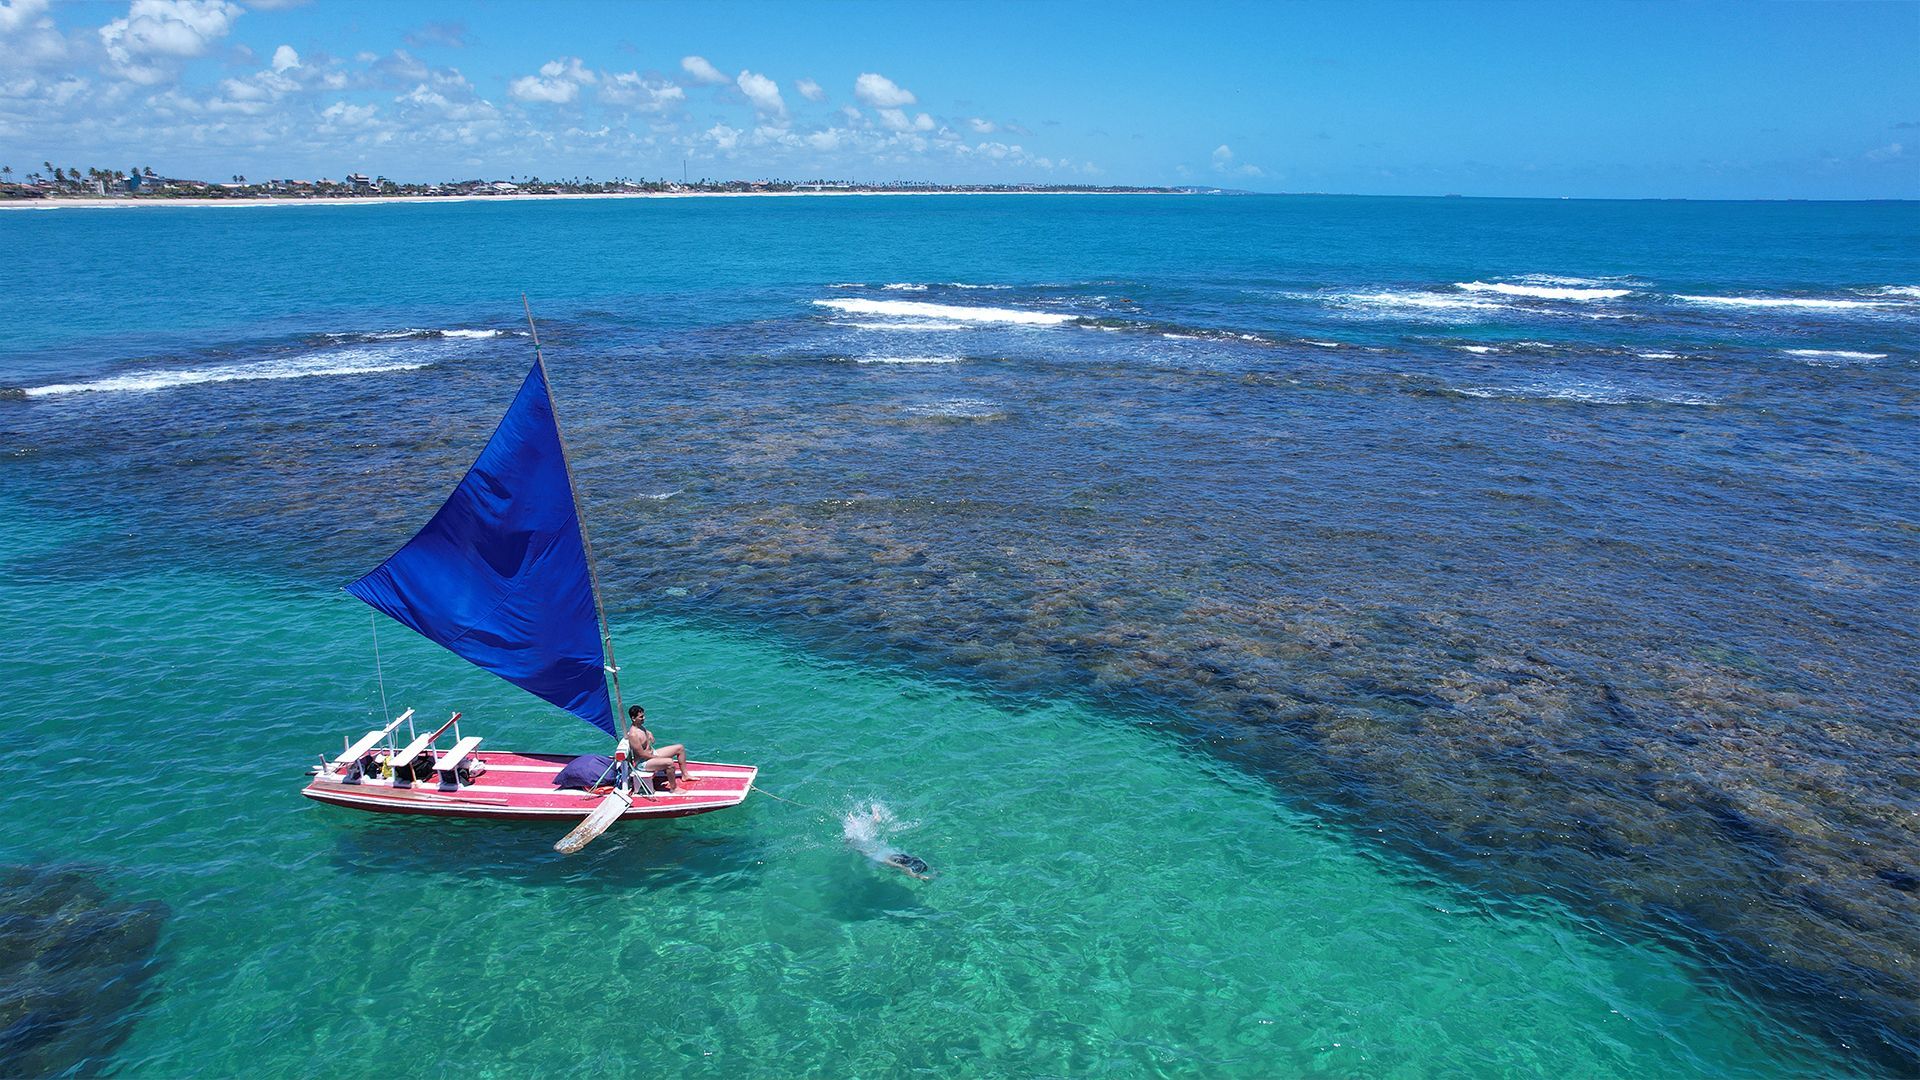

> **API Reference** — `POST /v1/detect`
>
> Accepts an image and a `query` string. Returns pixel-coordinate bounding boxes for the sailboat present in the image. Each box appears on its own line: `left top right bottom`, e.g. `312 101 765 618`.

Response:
302 302 756 852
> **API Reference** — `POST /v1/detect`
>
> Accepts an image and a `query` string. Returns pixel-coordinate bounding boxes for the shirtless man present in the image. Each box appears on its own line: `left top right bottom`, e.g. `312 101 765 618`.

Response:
625 705 688 787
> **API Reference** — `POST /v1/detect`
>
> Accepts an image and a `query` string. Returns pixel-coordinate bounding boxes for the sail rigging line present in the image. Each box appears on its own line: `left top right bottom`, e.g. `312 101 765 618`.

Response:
370 609 392 726
521 294 626 733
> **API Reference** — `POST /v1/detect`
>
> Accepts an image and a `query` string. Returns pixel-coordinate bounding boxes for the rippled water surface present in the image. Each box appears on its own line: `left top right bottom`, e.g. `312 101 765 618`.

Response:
2 195 1916 1075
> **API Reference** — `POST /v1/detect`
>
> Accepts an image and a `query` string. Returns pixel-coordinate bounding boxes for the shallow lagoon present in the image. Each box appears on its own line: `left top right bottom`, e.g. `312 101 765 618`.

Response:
2 194 1916 1072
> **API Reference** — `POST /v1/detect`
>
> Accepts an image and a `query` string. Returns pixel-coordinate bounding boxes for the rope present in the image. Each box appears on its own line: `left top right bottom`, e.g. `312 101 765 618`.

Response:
369 611 391 726
756 786 832 816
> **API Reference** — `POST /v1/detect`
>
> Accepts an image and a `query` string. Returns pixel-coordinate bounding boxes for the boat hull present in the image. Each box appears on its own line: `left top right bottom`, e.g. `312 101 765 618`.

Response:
302 749 756 821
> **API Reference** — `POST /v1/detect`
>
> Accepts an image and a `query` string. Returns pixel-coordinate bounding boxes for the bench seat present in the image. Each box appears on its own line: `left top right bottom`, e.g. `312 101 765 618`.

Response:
332 709 413 767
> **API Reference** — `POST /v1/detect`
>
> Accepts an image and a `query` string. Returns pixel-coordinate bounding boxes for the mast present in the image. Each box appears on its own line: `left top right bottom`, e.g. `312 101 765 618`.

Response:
522 294 626 733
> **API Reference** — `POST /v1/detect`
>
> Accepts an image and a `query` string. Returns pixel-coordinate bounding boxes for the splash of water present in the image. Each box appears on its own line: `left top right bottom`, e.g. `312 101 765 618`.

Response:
842 800 913 866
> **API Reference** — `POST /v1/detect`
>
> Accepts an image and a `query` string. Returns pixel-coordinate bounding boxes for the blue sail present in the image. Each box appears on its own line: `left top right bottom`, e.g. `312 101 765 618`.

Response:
346 361 616 736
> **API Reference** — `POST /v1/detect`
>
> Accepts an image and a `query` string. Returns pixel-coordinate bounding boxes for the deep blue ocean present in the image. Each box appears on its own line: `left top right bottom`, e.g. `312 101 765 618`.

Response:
2 194 1917 1076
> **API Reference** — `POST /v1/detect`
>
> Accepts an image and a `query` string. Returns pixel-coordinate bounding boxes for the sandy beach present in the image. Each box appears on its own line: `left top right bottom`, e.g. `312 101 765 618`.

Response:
0 188 1185 211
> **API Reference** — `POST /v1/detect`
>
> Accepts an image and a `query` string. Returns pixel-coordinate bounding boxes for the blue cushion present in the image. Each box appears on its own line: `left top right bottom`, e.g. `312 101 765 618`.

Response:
553 754 615 789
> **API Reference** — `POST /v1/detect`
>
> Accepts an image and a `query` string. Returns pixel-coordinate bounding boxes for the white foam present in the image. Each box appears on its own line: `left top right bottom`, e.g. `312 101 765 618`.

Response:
1330 290 1512 315
843 801 918 866
855 355 962 365
1457 281 1631 301
24 348 430 398
1784 349 1887 363
881 283 928 291
814 298 1074 326
1161 332 1201 340
1302 340 1342 348
1637 351 1682 360
840 320 967 332
905 397 1005 418
1676 294 1886 311
1454 380 1717 407
1453 345 1498 354
948 282 1012 289
328 327 512 341
1872 286 1920 300
1513 274 1623 287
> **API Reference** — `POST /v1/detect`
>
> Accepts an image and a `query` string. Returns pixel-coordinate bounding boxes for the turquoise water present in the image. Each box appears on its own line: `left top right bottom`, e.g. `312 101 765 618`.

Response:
0 552 1852 1076
3 195 1917 1074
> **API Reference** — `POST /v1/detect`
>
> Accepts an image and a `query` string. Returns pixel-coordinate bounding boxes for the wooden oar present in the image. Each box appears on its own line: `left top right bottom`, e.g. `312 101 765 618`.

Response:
554 787 630 854
553 748 631 855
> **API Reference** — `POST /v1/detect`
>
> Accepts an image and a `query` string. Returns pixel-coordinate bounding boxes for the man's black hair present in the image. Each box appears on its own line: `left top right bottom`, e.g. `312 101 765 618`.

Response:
628 704 645 721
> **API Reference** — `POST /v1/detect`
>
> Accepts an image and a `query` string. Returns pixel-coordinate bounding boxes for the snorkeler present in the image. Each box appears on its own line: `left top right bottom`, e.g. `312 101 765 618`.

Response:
884 852 932 880
846 803 932 879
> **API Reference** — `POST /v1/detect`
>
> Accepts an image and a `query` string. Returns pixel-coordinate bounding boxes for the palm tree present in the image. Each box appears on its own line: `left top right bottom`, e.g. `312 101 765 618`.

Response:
1 166 11 185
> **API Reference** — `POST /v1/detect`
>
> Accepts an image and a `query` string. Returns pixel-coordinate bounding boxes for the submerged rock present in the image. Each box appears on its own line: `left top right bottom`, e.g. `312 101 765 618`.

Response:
0 865 167 1078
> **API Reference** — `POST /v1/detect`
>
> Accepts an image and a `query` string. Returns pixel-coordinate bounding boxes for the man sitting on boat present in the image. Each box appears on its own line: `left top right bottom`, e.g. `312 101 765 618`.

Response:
627 705 689 787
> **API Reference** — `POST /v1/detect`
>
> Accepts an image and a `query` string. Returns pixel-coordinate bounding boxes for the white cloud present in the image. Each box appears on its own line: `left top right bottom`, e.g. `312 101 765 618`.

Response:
320 99 377 127
1212 143 1265 177
795 77 824 102
600 71 684 112
878 107 934 133
99 0 243 84
1866 141 1905 163
270 44 299 72
736 69 785 118
0 0 50 34
510 56 594 104
806 128 841 151
967 117 996 135
854 72 914 108
704 122 740 150
681 54 727 85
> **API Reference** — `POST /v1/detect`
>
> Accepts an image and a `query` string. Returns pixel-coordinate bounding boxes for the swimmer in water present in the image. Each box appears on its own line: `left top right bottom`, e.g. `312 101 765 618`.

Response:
846 803 932 879
885 852 932 880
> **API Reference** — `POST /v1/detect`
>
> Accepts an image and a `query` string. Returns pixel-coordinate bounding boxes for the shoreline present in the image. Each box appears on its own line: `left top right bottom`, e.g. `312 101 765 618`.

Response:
0 188 1199 212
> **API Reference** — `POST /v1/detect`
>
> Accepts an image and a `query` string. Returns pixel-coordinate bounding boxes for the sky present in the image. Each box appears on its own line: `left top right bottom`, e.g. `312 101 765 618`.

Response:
1 0 1915 199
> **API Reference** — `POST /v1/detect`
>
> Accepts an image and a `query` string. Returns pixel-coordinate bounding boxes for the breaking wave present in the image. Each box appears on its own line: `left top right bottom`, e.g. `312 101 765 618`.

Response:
18 348 434 398
324 327 516 341
855 355 964 365
1784 349 1888 364
813 298 1075 326
1456 281 1632 301
838 321 968 332
1676 294 1890 311
1451 380 1718 407
1318 290 1514 319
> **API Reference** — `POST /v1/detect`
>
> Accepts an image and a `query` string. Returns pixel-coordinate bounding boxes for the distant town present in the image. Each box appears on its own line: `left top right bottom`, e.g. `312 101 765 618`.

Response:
0 163 1217 201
